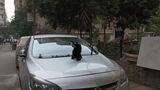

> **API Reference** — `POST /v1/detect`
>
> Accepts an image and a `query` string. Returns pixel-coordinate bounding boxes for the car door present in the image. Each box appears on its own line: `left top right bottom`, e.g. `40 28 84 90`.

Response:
18 38 31 90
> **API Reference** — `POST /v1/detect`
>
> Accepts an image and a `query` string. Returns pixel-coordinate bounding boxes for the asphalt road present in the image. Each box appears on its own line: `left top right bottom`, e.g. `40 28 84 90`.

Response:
0 44 20 90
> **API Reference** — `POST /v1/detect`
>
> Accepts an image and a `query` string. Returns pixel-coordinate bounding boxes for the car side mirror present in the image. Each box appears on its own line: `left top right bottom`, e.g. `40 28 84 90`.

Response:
19 49 26 57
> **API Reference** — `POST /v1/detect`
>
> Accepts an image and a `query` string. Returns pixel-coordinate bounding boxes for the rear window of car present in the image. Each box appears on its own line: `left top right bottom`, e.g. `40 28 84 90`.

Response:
18 37 29 47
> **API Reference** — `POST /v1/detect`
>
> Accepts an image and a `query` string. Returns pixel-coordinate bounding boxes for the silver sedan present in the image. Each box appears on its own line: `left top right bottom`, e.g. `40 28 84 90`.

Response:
17 34 129 90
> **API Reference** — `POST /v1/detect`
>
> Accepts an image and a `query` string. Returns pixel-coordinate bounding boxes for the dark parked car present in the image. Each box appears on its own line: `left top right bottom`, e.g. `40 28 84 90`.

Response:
15 36 30 69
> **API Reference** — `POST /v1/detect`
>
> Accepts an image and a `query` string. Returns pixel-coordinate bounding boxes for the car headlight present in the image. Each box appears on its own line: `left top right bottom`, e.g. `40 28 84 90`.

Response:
30 76 61 90
120 68 127 85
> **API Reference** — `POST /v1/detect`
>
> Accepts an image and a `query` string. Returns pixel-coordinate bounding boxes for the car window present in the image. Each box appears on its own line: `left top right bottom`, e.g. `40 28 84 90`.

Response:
32 37 96 58
24 37 31 56
18 37 29 47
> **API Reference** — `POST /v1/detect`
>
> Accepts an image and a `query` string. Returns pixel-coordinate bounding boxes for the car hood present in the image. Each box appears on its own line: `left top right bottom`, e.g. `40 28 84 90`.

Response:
28 54 120 80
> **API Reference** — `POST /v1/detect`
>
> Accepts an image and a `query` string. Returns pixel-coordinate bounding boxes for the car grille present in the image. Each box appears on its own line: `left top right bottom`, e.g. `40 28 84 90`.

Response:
68 81 118 90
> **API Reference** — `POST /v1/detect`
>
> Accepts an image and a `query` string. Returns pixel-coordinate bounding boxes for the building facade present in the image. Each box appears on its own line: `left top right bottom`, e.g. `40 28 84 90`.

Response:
0 0 6 26
14 0 26 11
14 0 48 35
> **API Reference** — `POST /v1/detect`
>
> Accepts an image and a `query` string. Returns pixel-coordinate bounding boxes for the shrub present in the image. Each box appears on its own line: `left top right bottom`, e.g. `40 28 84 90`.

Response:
99 42 120 60
124 44 140 54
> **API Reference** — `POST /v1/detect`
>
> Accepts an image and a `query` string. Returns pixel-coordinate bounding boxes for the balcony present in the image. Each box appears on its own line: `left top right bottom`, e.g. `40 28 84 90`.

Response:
0 10 4 14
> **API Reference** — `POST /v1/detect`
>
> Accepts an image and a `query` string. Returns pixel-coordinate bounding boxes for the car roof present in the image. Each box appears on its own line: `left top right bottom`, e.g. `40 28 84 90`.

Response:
33 34 78 38
17 36 30 46
20 36 30 39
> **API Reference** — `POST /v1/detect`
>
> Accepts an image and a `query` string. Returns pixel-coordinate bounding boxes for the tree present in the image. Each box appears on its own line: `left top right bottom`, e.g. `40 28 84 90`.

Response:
28 0 120 46
10 7 33 36
27 0 160 58
28 0 120 51
95 0 119 46
31 0 98 31
145 7 160 35
117 0 160 57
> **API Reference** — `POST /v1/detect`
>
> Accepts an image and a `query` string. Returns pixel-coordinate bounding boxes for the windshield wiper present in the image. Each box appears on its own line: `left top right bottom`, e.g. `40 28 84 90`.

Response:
51 54 71 58
38 54 43 58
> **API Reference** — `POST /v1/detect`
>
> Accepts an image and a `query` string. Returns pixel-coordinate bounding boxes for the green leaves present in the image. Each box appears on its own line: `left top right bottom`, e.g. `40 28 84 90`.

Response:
10 7 32 36
29 0 119 31
119 0 160 27
24 0 160 33
145 7 160 35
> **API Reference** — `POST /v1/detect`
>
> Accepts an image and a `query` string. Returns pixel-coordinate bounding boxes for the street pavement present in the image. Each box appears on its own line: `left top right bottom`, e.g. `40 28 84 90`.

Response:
0 44 20 90
0 44 157 90
129 81 157 90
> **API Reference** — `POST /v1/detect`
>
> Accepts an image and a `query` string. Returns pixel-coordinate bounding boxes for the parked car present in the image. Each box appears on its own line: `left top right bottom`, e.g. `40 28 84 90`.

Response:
15 36 30 69
17 34 129 90
12 39 18 50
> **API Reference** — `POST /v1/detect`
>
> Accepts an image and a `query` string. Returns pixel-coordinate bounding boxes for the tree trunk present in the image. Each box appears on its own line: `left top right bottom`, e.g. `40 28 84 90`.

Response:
80 28 82 38
136 28 139 41
67 28 71 34
118 17 126 59
32 8 36 35
119 27 125 58
90 27 93 55
103 24 107 47
120 36 123 58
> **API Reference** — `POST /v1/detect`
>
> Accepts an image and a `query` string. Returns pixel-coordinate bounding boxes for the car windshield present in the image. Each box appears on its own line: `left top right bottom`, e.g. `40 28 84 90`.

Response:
32 37 97 58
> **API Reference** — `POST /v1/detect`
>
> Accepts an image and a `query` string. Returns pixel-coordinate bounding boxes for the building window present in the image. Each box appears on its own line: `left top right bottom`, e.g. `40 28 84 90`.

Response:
0 15 3 19
20 0 22 7
0 3 4 7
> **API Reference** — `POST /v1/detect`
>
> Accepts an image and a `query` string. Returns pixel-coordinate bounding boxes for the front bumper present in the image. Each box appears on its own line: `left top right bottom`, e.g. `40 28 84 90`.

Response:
118 79 129 90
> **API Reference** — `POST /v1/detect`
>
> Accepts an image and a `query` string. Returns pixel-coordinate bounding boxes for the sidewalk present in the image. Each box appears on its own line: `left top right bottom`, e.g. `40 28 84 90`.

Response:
130 81 157 90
